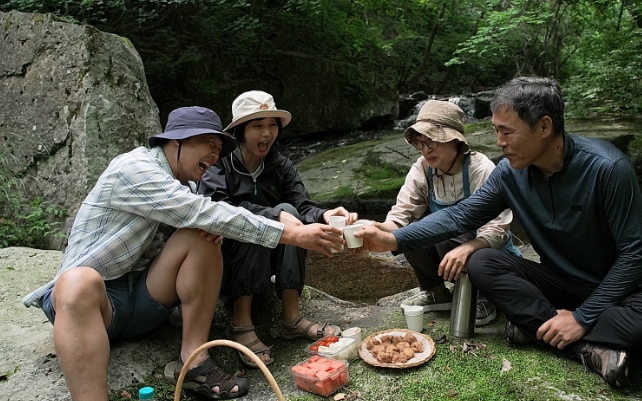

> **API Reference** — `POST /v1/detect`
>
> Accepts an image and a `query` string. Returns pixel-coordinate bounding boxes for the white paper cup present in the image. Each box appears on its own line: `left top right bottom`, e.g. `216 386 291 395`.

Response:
354 219 372 226
341 327 362 344
342 224 363 248
403 305 424 332
328 216 347 227
328 216 347 252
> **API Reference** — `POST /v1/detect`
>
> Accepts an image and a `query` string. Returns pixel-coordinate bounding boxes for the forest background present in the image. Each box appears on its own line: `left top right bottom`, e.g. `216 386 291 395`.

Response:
1 0 641 122
0 0 641 249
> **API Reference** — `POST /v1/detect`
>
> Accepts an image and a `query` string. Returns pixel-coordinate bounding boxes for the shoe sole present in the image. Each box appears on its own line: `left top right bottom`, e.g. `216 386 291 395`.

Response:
475 310 497 327
607 351 630 388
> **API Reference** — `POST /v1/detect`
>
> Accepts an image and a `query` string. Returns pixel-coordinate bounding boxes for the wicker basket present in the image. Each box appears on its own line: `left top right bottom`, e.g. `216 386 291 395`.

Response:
173 339 284 401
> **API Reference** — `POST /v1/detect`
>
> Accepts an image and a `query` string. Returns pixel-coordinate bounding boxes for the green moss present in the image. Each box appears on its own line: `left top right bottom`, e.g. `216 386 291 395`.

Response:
4 14 13 31
119 36 135 50
465 120 493 133
297 139 389 173
32 13 45 23
315 185 355 200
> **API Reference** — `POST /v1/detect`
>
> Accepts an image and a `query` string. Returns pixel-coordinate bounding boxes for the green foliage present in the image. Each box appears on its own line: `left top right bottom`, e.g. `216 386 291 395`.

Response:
1 0 641 117
564 3 642 117
0 144 66 249
0 194 67 249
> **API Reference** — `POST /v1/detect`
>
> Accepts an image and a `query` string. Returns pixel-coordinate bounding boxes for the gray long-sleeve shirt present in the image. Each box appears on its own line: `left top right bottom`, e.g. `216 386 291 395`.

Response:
394 134 642 329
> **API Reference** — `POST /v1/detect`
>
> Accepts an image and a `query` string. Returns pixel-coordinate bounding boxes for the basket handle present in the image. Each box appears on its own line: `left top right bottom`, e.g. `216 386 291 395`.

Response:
173 339 284 401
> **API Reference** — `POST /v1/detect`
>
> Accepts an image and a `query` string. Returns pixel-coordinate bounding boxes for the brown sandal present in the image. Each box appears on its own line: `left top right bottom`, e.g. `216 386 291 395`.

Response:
164 356 249 400
273 313 341 341
225 323 274 368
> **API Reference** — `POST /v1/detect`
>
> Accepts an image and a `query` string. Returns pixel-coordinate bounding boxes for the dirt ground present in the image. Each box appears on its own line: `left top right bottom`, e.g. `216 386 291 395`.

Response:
305 251 417 305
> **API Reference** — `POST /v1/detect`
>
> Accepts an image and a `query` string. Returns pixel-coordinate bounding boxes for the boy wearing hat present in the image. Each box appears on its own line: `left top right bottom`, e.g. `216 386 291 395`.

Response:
355 77 642 387
22 106 344 401
199 91 356 368
374 100 520 326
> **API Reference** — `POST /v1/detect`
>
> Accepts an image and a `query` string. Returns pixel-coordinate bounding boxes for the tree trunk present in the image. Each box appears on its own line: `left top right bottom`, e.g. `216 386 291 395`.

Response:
406 2 446 89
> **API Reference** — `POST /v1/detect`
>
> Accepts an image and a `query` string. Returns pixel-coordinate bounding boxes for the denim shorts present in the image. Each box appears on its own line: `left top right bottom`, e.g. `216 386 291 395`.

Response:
39 269 174 340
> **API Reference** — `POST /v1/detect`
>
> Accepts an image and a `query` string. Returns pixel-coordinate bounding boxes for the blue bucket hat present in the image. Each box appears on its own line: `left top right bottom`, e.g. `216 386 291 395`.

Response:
148 106 237 158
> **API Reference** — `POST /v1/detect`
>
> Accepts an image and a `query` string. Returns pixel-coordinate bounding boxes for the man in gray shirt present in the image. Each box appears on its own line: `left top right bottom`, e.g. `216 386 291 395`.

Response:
356 77 642 388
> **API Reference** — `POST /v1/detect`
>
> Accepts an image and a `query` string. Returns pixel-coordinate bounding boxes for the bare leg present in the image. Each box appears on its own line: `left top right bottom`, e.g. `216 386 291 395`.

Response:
146 228 238 395
281 289 336 336
230 295 272 363
51 267 113 401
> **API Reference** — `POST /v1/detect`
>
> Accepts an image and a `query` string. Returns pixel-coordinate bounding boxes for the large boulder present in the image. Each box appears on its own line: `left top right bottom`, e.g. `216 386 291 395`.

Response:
0 11 161 247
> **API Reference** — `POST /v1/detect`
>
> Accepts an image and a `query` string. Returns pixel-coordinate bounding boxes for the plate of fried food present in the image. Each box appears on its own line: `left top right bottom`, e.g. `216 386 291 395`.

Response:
359 329 436 369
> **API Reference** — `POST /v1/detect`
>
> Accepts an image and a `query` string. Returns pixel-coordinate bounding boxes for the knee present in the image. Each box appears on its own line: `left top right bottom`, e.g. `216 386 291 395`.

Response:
52 267 106 312
467 249 492 276
275 203 300 219
173 228 222 254
467 249 499 289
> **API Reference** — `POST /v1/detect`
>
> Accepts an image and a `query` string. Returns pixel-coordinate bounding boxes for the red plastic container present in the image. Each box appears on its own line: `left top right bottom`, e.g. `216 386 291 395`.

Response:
291 355 349 396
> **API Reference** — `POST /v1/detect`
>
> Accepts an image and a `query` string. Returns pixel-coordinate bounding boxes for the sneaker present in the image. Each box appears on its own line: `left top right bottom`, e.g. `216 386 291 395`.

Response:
401 290 452 312
505 321 533 345
475 297 497 326
579 344 630 387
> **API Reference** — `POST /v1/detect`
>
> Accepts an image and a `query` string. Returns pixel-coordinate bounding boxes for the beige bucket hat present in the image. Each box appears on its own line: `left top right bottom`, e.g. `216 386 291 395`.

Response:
224 91 292 132
404 100 469 153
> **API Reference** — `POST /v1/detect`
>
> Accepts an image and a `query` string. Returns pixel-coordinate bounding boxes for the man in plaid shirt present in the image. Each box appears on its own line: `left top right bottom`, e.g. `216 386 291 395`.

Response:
23 106 344 401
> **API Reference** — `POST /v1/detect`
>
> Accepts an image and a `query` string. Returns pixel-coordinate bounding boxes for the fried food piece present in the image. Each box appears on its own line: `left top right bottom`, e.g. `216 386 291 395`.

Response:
396 341 411 350
403 333 418 344
392 336 403 344
380 335 395 343
376 352 393 363
402 347 415 359
392 352 409 364
365 338 381 350
411 341 424 353
371 344 386 356
385 345 397 354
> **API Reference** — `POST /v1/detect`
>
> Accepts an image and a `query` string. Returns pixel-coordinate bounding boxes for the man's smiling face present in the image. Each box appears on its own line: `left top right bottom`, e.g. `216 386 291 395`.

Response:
177 134 223 181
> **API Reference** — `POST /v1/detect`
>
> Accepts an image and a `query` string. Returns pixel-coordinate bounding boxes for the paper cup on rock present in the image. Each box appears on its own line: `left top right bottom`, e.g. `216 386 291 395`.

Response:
404 305 424 332
341 327 362 344
328 216 347 252
342 224 363 248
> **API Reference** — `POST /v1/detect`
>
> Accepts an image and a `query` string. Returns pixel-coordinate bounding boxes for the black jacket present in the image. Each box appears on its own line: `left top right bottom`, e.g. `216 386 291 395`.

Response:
198 147 327 224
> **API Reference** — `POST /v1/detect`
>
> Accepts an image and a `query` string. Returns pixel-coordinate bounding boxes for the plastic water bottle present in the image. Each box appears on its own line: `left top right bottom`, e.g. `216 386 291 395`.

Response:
139 386 155 400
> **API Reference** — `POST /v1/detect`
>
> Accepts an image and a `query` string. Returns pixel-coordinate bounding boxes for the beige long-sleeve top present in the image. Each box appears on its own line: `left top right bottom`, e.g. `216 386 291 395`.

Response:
385 152 513 250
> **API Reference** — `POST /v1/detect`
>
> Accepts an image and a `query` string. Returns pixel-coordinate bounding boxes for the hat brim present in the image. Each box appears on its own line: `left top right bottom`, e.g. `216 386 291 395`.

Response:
404 121 470 154
148 128 237 158
224 110 292 132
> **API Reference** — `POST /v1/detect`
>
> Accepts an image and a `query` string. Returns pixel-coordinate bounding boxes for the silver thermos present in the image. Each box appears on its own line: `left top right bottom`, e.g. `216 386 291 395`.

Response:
449 271 477 338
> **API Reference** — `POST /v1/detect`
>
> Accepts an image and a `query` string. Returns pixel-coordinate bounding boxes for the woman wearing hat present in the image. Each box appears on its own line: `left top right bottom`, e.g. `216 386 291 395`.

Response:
375 100 521 326
199 91 356 368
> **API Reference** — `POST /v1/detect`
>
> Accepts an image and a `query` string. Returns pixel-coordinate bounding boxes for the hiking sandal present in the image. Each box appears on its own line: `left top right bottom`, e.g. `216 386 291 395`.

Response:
225 323 274 369
164 356 249 400
273 313 341 340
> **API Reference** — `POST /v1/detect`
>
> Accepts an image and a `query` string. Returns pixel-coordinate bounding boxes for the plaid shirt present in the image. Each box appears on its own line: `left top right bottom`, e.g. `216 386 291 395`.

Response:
23 146 284 307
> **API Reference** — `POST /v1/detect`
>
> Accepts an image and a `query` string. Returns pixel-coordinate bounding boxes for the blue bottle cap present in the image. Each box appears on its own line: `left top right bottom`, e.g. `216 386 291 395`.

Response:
139 386 155 400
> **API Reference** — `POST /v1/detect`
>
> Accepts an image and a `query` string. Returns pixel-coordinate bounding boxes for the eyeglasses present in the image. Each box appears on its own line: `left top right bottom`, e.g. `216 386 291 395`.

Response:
407 138 438 151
